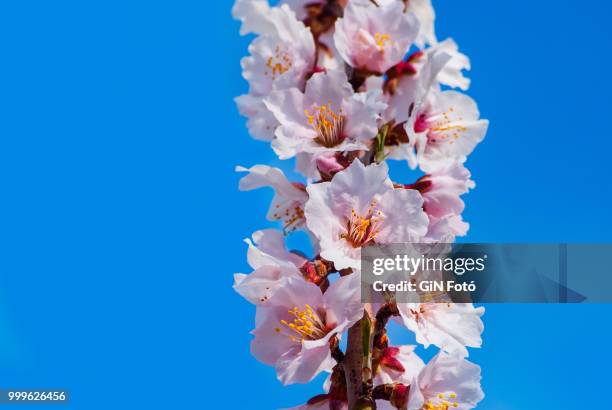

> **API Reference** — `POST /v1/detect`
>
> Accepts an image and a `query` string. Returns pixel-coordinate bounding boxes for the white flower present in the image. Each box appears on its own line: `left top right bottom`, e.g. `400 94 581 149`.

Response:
378 48 484 169
383 50 451 126
240 6 315 96
404 161 475 242
397 303 484 357
405 86 488 170
406 352 484 410
334 0 420 74
381 39 471 127
305 160 428 270
234 229 307 305
251 273 363 384
280 1 344 70
265 70 386 159
406 0 437 48
234 2 316 141
233 0 312 38
232 0 276 36
418 38 471 90
237 165 309 232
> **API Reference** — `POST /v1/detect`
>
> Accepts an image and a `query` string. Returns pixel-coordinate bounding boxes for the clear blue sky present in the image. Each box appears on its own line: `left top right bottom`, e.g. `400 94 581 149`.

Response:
0 0 610 408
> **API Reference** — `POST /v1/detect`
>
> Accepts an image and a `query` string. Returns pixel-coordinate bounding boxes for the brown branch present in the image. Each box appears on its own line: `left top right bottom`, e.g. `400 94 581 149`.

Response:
344 311 376 409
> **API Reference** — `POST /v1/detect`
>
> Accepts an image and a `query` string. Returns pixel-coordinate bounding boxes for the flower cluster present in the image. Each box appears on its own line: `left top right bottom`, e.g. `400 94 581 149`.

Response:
233 0 488 408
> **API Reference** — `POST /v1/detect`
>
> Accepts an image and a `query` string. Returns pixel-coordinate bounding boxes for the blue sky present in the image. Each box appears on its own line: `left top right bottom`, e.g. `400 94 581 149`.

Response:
0 0 611 408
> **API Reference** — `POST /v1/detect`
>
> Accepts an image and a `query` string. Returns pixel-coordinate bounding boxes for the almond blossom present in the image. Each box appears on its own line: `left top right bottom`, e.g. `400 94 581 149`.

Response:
232 0 277 36
334 0 420 74
382 50 451 126
376 0 437 49
405 87 489 171
235 93 280 141
402 161 475 241
396 303 485 357
405 0 437 48
406 352 484 410
421 38 472 91
234 229 306 305
236 164 309 232
251 273 363 384
233 0 489 407
305 160 428 270
234 2 316 141
265 70 386 159
280 0 345 72
239 7 315 96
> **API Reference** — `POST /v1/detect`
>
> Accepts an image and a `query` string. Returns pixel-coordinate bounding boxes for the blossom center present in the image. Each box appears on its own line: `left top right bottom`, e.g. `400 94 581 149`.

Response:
276 304 328 342
423 392 459 409
305 103 346 148
341 202 384 247
374 32 391 51
272 201 305 233
425 107 467 145
265 45 293 80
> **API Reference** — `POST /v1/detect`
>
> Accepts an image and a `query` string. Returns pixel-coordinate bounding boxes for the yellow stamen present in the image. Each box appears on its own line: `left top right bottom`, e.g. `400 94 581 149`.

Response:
340 202 384 247
374 32 391 50
265 45 293 79
276 305 328 342
305 102 345 148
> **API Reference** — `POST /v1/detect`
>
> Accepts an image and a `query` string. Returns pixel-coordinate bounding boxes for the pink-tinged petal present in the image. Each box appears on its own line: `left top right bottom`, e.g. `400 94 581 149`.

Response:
235 94 278 141
232 0 275 36
446 214 469 237
233 265 300 306
375 400 398 410
377 188 429 243
315 153 348 180
323 273 364 329
276 343 336 385
426 38 471 90
265 88 311 131
250 277 328 374
235 3 315 93
405 376 425 410
397 303 484 357
307 161 428 270
343 89 387 142
415 352 484 410
419 90 488 167
406 0 437 48
415 161 474 218
304 71 354 109
236 165 308 232
295 152 321 180
334 1 420 73
269 276 325 310
245 229 305 269
387 50 451 125
304 181 345 246
327 161 393 215
251 305 299 365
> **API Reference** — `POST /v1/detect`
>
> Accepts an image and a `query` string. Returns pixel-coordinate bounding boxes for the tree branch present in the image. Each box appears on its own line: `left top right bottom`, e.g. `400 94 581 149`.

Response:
344 311 375 409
